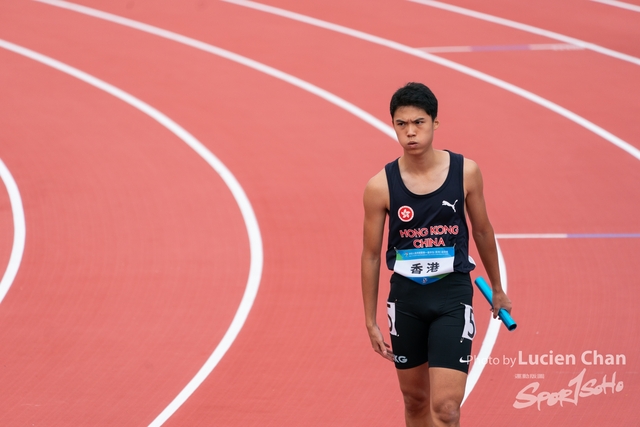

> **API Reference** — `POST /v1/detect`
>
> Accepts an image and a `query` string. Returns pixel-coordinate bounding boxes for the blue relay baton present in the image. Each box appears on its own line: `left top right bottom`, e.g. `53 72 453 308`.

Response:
474 276 517 331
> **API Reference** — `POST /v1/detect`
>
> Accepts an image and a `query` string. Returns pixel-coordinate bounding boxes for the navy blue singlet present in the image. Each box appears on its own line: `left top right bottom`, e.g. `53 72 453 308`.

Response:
385 151 475 283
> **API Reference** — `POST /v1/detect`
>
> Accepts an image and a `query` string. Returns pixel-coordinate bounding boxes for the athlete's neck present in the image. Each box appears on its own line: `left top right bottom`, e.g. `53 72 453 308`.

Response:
399 148 444 175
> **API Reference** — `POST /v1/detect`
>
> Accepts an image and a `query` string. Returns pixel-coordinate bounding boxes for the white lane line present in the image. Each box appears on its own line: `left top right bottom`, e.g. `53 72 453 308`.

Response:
462 238 507 405
591 0 640 12
496 233 568 239
33 0 396 141
221 0 640 162
0 158 26 305
496 233 640 239
0 38 263 427
420 43 584 53
409 0 640 66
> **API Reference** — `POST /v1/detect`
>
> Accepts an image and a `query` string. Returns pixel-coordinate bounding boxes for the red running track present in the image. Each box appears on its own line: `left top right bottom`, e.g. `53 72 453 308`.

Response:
0 0 639 425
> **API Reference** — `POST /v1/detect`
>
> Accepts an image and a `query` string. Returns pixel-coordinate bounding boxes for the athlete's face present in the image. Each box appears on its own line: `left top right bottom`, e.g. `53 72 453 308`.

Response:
392 106 439 154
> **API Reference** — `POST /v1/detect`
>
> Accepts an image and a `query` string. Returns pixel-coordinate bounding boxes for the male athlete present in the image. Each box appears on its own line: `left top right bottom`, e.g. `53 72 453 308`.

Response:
361 82 512 427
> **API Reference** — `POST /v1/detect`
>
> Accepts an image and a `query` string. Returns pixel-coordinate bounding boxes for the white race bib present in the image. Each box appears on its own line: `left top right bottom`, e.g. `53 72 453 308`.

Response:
394 247 455 284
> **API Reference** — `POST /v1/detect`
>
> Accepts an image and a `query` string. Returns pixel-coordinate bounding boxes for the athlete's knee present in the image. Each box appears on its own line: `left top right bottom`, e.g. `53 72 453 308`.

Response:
401 388 430 418
431 398 460 426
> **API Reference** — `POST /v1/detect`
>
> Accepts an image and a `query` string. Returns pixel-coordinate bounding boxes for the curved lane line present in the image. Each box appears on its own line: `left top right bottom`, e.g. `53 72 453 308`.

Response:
32 0 396 140
29 0 511 412
592 0 640 13
0 158 26 305
409 0 640 66
462 239 506 404
0 39 263 427
222 0 640 160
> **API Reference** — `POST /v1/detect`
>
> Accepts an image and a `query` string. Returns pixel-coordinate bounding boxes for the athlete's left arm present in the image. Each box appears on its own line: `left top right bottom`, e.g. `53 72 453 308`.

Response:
464 158 512 318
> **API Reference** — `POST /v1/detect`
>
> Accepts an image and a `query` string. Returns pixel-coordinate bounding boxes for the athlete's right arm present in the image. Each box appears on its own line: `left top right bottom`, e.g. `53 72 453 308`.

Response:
361 170 393 362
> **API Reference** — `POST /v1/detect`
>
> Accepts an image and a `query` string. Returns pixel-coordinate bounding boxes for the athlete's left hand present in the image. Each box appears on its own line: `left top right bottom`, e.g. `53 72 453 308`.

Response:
491 290 512 319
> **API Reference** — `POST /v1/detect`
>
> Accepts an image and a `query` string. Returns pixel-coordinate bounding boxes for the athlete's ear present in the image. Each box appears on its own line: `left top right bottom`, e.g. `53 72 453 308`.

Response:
433 118 440 129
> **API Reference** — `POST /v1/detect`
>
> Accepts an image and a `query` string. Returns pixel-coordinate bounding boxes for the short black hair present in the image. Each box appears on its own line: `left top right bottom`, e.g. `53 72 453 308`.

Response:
389 82 438 120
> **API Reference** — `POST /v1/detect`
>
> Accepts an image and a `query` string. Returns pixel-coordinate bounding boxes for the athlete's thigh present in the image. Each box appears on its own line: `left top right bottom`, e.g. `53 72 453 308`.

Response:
429 367 467 409
396 362 431 401
427 280 475 373
388 275 432 369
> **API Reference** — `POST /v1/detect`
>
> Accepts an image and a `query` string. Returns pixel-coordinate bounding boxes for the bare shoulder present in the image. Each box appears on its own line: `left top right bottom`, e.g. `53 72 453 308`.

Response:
363 168 389 210
463 157 483 194
463 157 481 176
365 168 388 191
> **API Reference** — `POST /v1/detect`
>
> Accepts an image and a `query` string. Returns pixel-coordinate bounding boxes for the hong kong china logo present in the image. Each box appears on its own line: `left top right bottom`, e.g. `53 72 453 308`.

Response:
398 206 414 222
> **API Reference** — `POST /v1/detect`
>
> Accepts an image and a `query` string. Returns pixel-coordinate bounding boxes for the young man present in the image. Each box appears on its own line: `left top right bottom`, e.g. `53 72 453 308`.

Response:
361 82 512 427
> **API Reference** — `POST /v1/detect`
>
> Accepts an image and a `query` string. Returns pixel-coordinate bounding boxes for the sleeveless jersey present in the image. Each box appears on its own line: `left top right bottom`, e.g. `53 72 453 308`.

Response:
385 151 475 284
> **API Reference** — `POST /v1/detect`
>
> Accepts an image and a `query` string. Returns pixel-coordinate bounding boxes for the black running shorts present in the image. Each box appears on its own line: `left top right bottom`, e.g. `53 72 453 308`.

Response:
387 272 476 373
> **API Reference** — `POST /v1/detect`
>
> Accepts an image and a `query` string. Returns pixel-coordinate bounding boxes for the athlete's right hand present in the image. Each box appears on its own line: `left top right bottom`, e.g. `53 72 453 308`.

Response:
367 324 394 362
